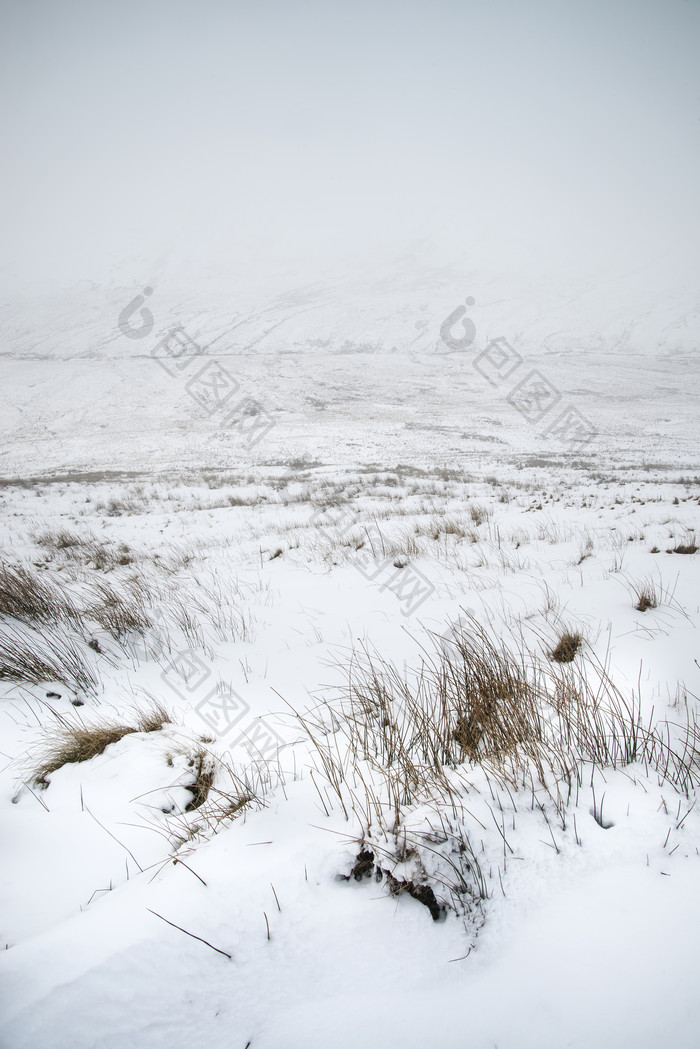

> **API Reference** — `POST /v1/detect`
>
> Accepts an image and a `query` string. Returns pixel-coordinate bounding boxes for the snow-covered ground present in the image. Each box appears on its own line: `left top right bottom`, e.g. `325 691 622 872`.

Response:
1 454 699 1048
1 174 699 1049
2 1 700 1044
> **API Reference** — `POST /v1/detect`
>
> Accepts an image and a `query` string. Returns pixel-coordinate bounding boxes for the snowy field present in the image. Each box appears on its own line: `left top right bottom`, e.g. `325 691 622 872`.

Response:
1 381 699 1047
2 0 700 1045
1 234 699 1049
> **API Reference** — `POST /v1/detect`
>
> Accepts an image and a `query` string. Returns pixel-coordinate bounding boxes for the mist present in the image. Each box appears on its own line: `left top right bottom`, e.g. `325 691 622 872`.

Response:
1 0 699 297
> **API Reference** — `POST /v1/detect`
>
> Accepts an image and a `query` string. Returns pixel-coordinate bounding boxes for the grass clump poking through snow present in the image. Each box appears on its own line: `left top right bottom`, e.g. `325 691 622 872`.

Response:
33 528 135 572
0 561 80 627
550 631 583 663
32 703 173 785
184 749 216 812
0 623 98 695
34 721 138 784
669 539 697 555
166 752 266 851
135 700 172 734
88 579 153 639
632 580 658 612
444 628 544 764
292 616 700 925
468 502 490 526
0 561 160 690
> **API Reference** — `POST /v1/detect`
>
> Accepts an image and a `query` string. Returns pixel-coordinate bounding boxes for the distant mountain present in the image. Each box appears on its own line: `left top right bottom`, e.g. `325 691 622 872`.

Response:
2 249 698 365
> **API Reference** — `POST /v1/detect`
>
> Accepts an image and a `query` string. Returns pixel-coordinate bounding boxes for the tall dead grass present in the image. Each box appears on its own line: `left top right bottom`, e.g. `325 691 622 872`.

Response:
290 617 699 921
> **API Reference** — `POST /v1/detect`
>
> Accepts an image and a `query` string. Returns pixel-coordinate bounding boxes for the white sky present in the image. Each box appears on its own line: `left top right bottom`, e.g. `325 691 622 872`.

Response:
1 0 699 288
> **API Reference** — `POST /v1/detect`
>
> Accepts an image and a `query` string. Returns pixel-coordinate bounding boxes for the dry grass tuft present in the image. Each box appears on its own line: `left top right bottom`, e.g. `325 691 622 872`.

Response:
468 502 490 526
89 579 152 638
184 749 216 811
290 615 700 922
551 631 583 663
33 529 135 571
634 584 658 612
0 623 99 694
0 562 79 627
443 629 540 763
35 722 138 784
135 701 173 733
32 701 173 784
166 752 265 851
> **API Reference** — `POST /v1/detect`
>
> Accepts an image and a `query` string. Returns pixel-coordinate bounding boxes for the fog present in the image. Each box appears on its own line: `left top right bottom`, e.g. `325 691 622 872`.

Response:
2 0 699 293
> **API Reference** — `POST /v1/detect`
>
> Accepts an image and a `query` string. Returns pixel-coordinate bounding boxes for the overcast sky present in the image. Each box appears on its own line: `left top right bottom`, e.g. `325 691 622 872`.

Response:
1 0 699 289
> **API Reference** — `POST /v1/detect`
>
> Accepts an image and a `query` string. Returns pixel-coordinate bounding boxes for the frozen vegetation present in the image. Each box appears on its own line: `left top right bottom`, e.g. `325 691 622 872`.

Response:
1 458 699 1047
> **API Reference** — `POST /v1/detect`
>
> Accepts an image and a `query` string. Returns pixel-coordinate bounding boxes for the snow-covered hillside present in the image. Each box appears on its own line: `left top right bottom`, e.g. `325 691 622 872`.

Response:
2 251 699 481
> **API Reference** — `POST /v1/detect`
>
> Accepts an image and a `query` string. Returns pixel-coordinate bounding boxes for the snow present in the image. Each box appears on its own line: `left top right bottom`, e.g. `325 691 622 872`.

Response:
2 2 700 1044
1 465 699 1047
